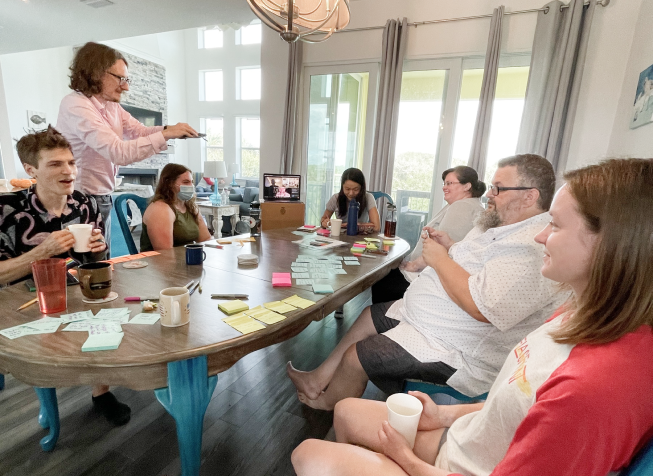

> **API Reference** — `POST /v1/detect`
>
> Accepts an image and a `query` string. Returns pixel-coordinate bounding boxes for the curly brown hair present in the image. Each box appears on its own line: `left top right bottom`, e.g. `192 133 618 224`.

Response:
151 163 199 220
69 42 128 97
16 126 72 168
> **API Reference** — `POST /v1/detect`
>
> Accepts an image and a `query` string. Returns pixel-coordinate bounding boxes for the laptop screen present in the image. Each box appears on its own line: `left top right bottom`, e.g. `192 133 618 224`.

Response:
262 174 301 202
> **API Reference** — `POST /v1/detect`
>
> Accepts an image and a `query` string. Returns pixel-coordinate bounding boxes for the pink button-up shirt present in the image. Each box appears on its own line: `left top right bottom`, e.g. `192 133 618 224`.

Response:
56 91 167 195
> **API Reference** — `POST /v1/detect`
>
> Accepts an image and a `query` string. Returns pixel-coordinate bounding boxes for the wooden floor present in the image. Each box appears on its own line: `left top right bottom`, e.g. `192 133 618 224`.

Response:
0 289 387 476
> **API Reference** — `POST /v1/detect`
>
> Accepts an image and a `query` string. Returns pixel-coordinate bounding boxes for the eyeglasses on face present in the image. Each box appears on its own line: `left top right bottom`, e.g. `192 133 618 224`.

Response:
489 185 538 195
106 71 131 86
443 181 461 187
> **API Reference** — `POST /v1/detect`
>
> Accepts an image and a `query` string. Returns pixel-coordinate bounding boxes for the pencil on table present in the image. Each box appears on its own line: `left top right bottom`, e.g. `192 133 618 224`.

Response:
17 297 38 311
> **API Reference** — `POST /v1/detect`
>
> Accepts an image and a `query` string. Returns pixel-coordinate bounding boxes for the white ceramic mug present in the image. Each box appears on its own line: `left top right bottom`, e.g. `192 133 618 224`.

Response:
328 218 343 237
159 287 191 327
67 224 93 253
386 393 423 448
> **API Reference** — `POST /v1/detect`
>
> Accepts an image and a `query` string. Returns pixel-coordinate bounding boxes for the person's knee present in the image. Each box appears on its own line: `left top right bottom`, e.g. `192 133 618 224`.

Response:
334 398 359 441
292 439 326 475
342 344 364 372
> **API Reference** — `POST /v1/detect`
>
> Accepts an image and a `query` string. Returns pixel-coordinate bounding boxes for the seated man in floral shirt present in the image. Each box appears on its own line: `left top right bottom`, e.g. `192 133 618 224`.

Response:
0 126 130 426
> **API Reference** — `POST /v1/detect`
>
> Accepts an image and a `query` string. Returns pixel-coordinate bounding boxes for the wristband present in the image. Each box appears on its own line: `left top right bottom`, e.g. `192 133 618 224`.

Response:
164 125 168 130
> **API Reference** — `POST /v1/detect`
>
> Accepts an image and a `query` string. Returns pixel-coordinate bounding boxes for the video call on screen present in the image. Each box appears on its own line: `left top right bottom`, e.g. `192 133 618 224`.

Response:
263 175 300 201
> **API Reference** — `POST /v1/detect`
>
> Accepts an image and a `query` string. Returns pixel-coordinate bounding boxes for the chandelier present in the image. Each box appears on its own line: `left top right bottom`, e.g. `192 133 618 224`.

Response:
247 0 351 43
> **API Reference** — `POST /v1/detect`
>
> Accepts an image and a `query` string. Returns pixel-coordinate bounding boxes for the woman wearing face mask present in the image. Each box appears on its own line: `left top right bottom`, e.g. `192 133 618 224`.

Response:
320 168 381 232
140 163 211 251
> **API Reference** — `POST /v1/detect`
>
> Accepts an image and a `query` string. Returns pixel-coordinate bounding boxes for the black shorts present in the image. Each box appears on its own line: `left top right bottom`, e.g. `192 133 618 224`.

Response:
356 301 456 394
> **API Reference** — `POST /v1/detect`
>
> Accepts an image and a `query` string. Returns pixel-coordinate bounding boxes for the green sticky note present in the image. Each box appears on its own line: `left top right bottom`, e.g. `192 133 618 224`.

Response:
219 300 250 315
312 284 334 294
81 333 124 352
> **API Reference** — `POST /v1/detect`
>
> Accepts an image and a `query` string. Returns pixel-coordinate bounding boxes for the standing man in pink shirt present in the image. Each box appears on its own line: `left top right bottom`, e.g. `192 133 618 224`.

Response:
57 42 198 256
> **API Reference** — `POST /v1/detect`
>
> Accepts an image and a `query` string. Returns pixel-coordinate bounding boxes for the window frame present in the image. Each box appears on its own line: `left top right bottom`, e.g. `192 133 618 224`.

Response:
199 70 224 102
236 66 262 101
197 27 224 49
237 116 261 180
236 20 262 45
200 117 225 164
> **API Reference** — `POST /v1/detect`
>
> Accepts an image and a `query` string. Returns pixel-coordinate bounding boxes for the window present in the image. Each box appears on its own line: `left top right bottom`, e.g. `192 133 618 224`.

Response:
237 21 262 45
239 117 260 178
451 66 530 183
198 27 223 49
201 118 224 162
238 67 261 100
200 70 223 101
305 72 370 226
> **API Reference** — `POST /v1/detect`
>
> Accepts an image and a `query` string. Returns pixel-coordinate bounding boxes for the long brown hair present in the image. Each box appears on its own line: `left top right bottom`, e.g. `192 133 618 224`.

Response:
337 168 367 219
151 163 199 220
551 158 653 345
69 42 127 97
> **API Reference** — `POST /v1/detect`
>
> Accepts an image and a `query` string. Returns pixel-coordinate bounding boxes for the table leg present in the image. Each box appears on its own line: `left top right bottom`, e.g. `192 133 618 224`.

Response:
230 213 238 236
154 356 218 476
0 374 4 390
217 210 224 239
33 387 60 452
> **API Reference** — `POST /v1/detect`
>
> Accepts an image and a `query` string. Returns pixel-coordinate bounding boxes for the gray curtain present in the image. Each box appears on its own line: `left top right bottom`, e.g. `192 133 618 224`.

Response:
280 41 303 174
467 6 504 182
369 18 408 197
517 0 596 173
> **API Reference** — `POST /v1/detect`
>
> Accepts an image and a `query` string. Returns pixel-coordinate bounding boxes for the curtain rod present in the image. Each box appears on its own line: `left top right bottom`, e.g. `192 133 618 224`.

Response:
336 0 610 34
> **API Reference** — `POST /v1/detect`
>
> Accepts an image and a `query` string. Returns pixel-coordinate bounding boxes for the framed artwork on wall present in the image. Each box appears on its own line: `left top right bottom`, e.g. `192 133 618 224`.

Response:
630 63 653 129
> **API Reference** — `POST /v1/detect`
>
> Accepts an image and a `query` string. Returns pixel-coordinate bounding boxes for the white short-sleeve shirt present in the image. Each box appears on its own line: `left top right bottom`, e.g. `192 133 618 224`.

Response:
384 213 569 396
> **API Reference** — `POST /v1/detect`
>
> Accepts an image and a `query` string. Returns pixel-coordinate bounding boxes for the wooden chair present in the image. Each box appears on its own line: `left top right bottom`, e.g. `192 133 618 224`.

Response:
114 194 149 255
403 379 488 403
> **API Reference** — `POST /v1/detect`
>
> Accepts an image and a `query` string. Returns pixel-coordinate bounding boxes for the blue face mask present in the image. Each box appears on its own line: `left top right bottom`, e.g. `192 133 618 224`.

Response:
178 185 195 202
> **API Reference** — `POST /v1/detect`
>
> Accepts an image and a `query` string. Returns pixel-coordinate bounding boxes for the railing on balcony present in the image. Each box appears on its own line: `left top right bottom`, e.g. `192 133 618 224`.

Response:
394 189 431 251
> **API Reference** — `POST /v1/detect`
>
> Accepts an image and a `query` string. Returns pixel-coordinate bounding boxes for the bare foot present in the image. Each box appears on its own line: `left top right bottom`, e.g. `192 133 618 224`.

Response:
297 391 334 411
286 362 324 400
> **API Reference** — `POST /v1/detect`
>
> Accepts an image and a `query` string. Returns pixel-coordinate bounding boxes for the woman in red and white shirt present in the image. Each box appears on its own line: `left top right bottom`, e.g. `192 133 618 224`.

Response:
292 158 653 476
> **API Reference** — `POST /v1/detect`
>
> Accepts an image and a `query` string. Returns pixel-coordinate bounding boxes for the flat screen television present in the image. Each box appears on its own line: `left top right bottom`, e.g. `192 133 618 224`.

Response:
121 105 163 127
263 174 301 202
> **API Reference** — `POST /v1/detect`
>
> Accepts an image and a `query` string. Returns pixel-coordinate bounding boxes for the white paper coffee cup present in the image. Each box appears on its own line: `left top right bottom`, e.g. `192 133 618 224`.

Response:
68 224 93 253
386 393 423 448
329 218 342 237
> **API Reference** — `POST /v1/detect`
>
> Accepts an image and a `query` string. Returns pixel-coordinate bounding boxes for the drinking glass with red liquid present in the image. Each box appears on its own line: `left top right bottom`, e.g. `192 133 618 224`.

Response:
32 258 67 314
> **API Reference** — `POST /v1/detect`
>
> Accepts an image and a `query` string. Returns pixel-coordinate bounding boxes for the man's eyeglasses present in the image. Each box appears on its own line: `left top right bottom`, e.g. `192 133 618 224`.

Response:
489 185 538 195
107 72 131 86
443 181 461 187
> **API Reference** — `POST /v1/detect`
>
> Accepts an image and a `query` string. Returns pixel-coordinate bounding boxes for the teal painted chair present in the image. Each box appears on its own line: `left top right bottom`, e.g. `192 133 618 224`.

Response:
622 435 653 476
114 194 148 255
403 379 488 403
370 191 394 205
0 374 4 390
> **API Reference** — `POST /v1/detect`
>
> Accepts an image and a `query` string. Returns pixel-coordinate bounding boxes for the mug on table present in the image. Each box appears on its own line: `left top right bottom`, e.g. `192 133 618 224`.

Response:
185 244 206 265
77 262 112 300
159 287 191 327
327 218 343 237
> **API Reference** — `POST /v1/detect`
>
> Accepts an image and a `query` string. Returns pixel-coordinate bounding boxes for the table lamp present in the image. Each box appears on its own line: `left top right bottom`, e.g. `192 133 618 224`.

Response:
228 163 240 188
204 160 228 205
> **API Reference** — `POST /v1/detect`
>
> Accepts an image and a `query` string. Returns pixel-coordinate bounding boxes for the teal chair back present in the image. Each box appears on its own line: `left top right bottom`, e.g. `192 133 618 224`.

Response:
370 191 394 205
0 373 4 390
114 194 149 255
403 379 488 403
622 436 653 476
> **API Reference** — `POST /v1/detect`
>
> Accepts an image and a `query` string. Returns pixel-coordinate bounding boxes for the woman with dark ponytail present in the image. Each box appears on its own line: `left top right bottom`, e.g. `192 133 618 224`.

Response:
320 168 381 232
372 165 485 303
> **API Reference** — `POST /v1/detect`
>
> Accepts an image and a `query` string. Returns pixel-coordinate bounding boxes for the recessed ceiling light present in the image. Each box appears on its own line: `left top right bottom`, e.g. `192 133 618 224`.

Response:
80 0 114 8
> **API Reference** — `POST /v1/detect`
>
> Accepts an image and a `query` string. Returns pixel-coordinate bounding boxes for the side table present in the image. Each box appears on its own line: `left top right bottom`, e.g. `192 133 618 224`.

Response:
197 203 240 238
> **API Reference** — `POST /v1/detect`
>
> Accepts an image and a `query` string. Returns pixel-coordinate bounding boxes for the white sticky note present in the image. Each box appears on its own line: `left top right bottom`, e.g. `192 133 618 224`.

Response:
128 313 161 325
82 333 124 352
60 310 94 323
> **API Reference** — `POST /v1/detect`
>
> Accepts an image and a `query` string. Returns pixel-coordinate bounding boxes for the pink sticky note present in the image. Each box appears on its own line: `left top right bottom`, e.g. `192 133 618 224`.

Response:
316 228 331 236
272 272 292 287
352 243 367 249
303 225 317 229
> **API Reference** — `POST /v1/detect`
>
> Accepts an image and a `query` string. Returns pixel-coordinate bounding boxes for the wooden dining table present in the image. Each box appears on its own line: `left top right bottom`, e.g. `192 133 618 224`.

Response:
0 229 409 476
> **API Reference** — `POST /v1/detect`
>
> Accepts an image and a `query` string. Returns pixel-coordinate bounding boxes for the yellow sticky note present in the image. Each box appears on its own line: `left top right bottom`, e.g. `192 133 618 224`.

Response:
218 300 250 315
244 306 286 325
263 301 298 314
383 240 395 246
364 238 380 243
223 313 266 334
282 295 316 310
366 243 378 250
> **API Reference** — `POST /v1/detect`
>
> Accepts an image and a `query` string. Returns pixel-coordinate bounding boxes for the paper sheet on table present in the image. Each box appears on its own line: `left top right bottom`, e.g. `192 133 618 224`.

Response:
292 273 310 279
295 279 315 286
94 308 130 320
89 322 123 335
127 313 161 325
343 260 361 265
263 301 298 314
244 306 286 325
22 319 62 334
82 332 124 352
282 295 316 310
313 284 334 294
223 313 266 334
60 310 95 323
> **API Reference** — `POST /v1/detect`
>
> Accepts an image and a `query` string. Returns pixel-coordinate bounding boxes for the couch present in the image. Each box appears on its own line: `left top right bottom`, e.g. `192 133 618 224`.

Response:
222 179 259 234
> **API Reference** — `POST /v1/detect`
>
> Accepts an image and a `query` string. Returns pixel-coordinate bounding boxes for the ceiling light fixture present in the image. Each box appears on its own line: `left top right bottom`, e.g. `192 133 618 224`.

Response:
247 0 350 43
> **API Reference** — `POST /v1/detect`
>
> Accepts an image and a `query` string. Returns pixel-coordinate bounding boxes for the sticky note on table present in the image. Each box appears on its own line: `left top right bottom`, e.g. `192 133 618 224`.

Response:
343 256 359 261
89 322 123 335
264 301 298 314
330 268 347 275
0 325 32 340
60 310 95 323
219 300 250 315
344 260 361 265
282 295 316 309
22 319 62 335
364 238 381 243
244 306 286 325
312 284 334 294
94 308 130 321
295 279 315 286
352 243 367 248
291 266 309 273
128 313 161 325
272 272 292 287
292 272 311 279
383 240 395 246
223 313 266 335
82 332 124 352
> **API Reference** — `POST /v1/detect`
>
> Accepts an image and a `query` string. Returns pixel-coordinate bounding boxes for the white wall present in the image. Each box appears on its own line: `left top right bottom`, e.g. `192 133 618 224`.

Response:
607 0 653 159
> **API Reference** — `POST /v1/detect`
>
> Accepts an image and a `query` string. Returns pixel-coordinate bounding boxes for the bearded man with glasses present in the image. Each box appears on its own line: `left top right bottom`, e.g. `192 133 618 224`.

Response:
56 42 198 256
288 154 568 411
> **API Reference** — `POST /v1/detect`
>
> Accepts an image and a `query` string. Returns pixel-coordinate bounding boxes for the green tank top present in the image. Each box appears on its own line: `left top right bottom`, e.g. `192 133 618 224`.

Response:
140 204 200 252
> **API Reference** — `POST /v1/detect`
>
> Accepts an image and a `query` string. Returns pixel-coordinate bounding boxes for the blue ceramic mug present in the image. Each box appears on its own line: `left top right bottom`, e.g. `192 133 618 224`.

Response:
185 244 206 265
